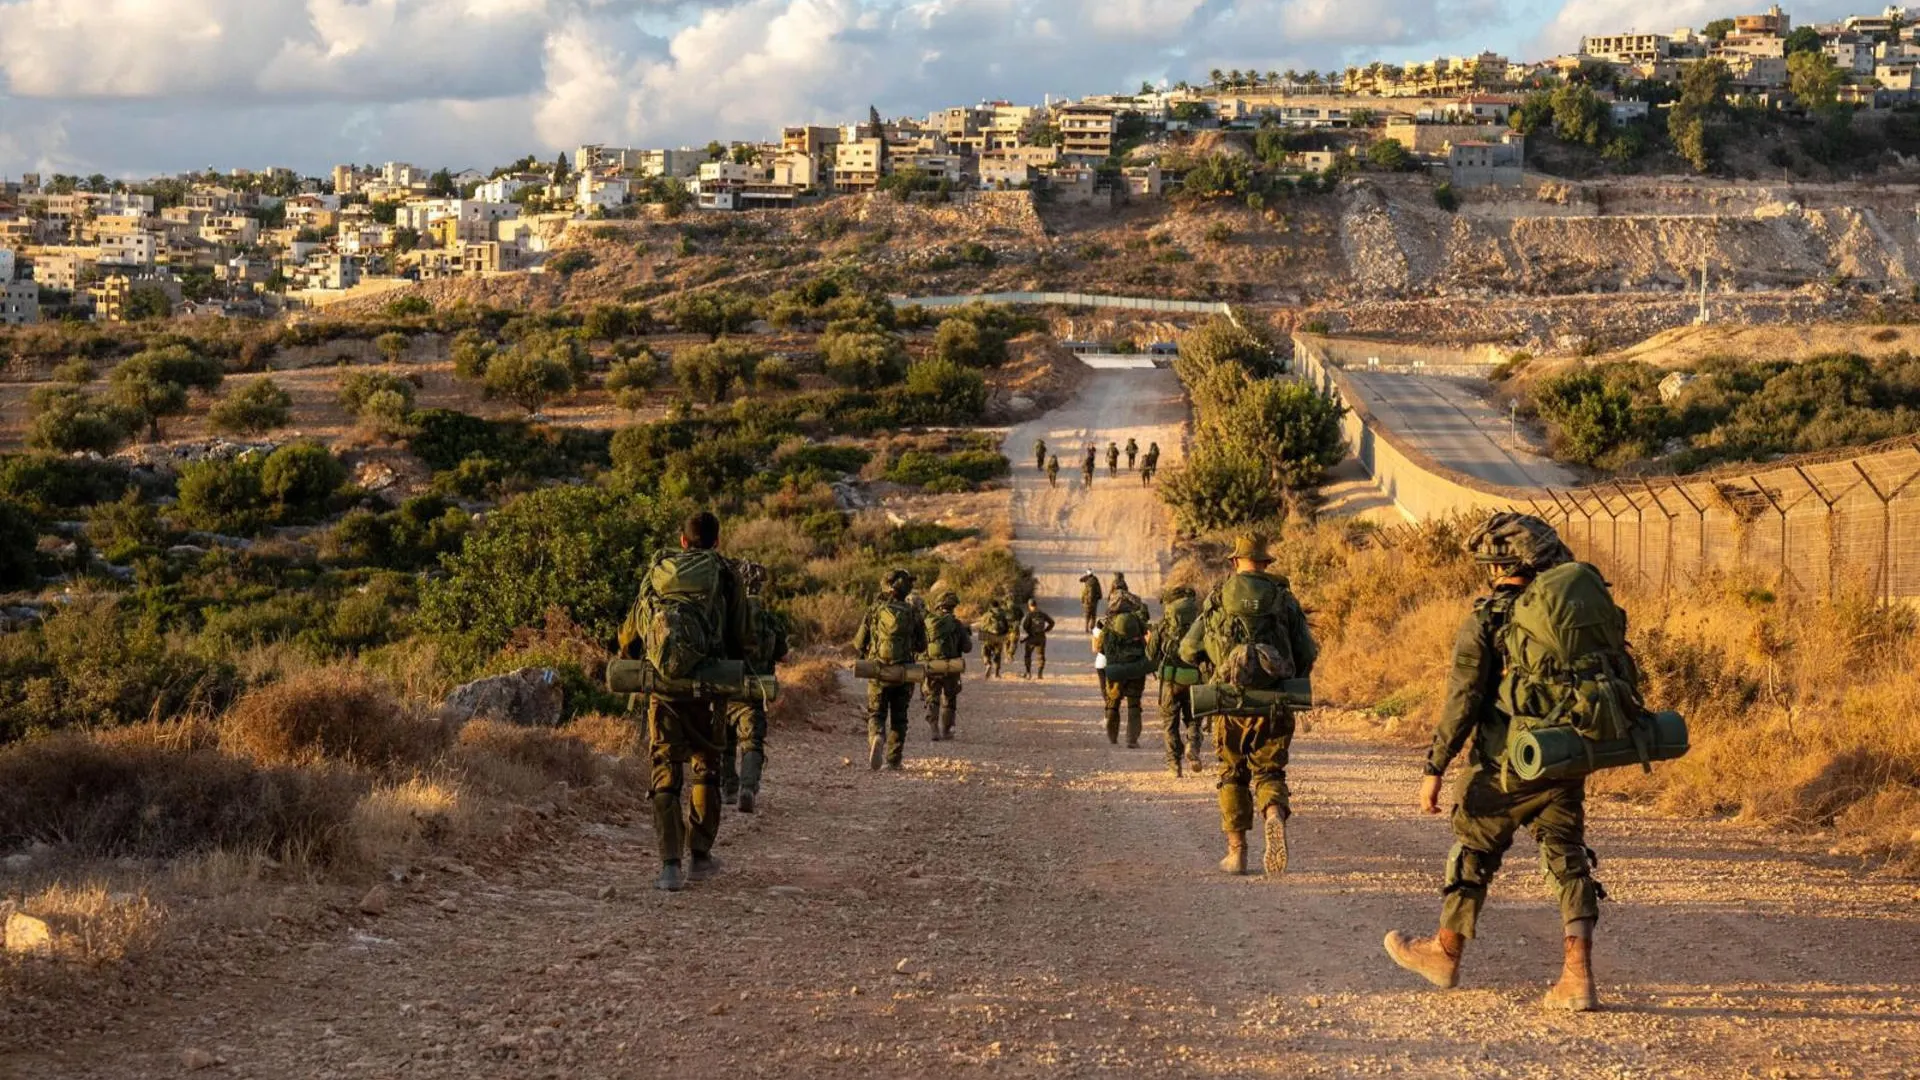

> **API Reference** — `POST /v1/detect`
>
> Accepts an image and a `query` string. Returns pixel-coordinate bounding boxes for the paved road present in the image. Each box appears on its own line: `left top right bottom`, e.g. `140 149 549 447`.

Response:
1342 371 1578 490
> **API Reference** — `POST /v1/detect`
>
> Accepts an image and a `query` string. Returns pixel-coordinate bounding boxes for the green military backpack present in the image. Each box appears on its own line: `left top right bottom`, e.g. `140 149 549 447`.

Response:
746 599 789 674
923 610 972 661
1496 561 1644 763
1207 573 1297 690
867 599 920 664
1102 605 1150 664
633 549 728 681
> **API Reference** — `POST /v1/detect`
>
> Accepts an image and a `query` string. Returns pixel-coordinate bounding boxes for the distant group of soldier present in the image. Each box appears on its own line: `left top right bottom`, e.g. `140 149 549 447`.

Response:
1034 436 1160 489
623 508 1634 1012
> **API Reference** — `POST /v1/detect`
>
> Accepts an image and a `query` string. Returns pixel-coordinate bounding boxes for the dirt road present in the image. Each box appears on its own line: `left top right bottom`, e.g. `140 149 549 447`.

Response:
12 372 1920 1079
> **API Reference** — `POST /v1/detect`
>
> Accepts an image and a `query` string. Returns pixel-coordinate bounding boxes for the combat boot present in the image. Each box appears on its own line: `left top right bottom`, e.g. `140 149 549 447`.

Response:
1219 832 1248 875
1261 805 1289 877
867 734 884 771
737 751 765 815
687 853 722 882
1543 934 1599 1011
1169 759 1183 778
1383 929 1466 989
1125 704 1142 748
941 705 957 740
927 715 944 742
655 861 685 892
1105 712 1120 745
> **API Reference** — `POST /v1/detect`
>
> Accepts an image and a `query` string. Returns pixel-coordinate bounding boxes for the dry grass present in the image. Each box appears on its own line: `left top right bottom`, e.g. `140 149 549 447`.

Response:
1 882 166 966
349 776 469 866
769 656 848 730
1282 518 1920 866
453 720 597 796
564 712 644 757
786 590 866 649
221 668 452 770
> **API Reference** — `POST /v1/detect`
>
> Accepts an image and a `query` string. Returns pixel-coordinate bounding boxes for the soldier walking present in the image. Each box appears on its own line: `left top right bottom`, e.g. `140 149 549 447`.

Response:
1125 437 1139 471
1046 454 1060 488
721 561 788 815
1180 534 1317 878
853 568 928 771
1105 441 1120 477
619 511 748 893
1020 598 1055 680
1153 584 1205 777
1094 590 1152 747
1081 444 1097 487
1034 437 1048 473
1384 513 1608 1012
1078 570 1103 632
978 593 1015 678
920 591 974 741
1141 442 1160 486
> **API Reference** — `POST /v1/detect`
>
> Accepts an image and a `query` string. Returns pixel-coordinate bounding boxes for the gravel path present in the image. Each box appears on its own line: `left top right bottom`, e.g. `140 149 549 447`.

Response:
11 370 1919 1079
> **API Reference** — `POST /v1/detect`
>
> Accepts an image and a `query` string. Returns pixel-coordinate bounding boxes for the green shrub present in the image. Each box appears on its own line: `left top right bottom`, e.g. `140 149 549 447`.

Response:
668 291 758 340
175 456 269 534
261 443 346 522
26 386 135 454
52 358 96 384
903 357 987 416
338 370 417 417
484 347 574 414
824 332 907 389
323 496 470 571
384 294 434 318
672 340 763 403
108 344 225 440
0 500 38 590
0 453 138 515
547 249 595 276
207 378 293 435
755 356 800 391
451 330 494 379
86 489 167 563
933 318 1007 369
605 355 656 393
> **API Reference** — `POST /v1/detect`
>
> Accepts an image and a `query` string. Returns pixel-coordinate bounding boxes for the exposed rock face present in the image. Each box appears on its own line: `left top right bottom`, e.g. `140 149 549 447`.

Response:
441 668 564 727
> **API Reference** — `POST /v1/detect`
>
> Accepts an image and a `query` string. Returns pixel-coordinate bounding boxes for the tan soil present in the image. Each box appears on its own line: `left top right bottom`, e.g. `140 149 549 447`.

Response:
6 368 1919 1078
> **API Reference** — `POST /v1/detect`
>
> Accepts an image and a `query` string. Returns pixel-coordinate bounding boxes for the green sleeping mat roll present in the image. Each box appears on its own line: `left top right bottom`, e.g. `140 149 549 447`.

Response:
1507 710 1690 782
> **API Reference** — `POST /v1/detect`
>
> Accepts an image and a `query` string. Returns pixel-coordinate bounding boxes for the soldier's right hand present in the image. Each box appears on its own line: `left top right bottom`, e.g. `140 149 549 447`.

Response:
1418 774 1444 815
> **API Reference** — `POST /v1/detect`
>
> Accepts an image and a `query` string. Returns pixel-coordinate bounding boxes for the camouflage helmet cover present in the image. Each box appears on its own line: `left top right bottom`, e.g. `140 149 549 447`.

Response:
1466 512 1572 572
934 590 960 610
883 567 916 591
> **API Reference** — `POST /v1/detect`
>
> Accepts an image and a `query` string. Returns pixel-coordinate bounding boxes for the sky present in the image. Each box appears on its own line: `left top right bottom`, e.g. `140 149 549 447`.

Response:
0 0 1868 179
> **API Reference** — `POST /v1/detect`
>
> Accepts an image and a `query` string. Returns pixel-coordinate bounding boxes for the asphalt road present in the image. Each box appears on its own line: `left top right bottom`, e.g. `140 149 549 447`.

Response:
1341 371 1577 490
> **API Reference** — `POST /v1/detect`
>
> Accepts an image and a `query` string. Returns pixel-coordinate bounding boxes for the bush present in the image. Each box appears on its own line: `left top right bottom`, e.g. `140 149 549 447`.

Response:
260 442 347 521
547 249 595 276
0 499 37 590
418 485 676 650
885 449 1009 489
824 332 908 389
108 344 226 440
374 332 410 364
668 291 758 340
755 355 800 391
903 357 987 416
207 378 293 435
1434 182 1460 212
484 345 575 414
0 453 136 515
672 340 764 403
222 670 450 770
323 496 470 570
605 355 656 393
451 330 494 379
52 358 96 384
175 456 269 534
26 386 135 454
86 489 166 563
933 318 1008 369
454 721 596 790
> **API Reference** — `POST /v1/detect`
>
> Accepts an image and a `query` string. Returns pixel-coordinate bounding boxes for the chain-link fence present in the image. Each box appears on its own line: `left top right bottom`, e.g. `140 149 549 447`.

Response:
1293 333 1920 601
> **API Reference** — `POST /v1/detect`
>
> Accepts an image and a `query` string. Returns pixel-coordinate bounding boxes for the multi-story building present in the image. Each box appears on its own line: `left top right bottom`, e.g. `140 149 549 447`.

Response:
634 149 705 179
1828 34 1879 75
833 138 887 192
200 215 261 247
576 170 630 210
771 151 822 188
2 279 40 325
1581 33 1671 64
88 274 132 321
1448 138 1524 188
98 230 158 268
29 250 85 292
1122 164 1164 198
0 248 13 282
1057 102 1119 162
1736 5 1789 36
781 126 840 156
382 162 426 188
332 165 363 195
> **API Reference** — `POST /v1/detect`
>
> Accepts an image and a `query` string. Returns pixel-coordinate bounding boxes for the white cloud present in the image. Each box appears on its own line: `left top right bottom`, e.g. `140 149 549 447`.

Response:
0 0 1534 176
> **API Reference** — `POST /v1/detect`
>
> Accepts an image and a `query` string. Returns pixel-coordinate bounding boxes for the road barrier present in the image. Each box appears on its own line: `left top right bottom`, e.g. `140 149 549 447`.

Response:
892 292 1232 314
1296 334 1920 601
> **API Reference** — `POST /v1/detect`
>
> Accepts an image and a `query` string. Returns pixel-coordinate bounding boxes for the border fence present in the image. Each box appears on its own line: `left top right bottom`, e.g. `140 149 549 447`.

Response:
1294 335 1920 602
892 291 1231 314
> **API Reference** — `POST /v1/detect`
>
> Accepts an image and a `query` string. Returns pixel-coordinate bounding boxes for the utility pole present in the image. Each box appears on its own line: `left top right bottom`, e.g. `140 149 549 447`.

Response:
1695 252 1710 326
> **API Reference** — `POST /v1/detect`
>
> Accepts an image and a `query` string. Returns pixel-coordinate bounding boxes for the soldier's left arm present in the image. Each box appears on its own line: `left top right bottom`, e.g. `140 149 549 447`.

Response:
721 566 750 660
1285 594 1320 677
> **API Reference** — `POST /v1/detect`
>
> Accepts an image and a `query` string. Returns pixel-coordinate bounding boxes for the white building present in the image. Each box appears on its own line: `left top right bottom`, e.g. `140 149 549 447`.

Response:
475 176 534 203
98 230 158 268
576 170 631 210
382 162 426 187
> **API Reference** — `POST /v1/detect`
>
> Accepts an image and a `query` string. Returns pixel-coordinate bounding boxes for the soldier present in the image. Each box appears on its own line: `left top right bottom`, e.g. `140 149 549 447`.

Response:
1094 589 1152 747
1180 534 1317 878
1105 441 1120 477
1125 437 1140 471
619 510 748 892
1109 571 1130 602
978 593 1016 678
1384 513 1606 1012
1081 444 1097 487
920 591 973 741
1141 442 1161 486
1046 453 1060 488
1020 598 1055 680
1034 437 1048 473
721 561 788 815
1078 570 1103 632
852 568 928 771
1153 583 1204 777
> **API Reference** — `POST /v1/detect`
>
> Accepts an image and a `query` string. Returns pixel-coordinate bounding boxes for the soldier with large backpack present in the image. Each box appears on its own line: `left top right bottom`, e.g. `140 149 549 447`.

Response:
853 568 929 770
921 591 974 741
1078 570 1103 632
1153 584 1205 777
1046 454 1060 489
1125 437 1139 471
721 561 788 815
1180 534 1317 878
1140 442 1160 486
1094 590 1153 747
1384 513 1625 1012
1105 441 1120 477
617 511 748 893
1034 437 1048 473
977 594 1016 678
1081 445 1097 487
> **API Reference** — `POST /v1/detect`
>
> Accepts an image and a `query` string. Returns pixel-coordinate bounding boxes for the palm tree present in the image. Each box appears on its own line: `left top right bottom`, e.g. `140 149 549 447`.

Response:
1304 69 1321 88
1266 69 1280 89
1228 68 1244 89
1209 68 1225 89
1282 68 1299 96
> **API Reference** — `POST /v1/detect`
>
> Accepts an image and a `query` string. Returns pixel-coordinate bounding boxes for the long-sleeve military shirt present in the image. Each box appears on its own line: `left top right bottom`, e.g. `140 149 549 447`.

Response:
1019 609 1056 643
1177 572 1318 676
1423 585 1523 776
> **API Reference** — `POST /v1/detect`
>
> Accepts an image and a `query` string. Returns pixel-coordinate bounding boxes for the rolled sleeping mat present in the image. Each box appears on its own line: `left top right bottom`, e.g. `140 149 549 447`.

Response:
1100 656 1156 682
1190 678 1313 717
924 657 967 677
1160 663 1203 687
606 657 750 698
1507 710 1690 782
852 659 928 684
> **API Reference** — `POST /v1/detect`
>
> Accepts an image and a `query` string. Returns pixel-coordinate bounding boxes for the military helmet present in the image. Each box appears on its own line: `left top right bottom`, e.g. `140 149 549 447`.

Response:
934 590 960 610
1160 583 1196 603
883 567 915 591
1466 512 1572 572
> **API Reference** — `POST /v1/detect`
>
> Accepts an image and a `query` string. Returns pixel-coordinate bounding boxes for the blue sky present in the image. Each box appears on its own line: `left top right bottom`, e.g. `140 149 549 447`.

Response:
0 0 1867 179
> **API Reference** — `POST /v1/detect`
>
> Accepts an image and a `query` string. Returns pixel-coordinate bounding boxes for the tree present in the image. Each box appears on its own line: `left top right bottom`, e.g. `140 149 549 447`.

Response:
484 343 576 414
1671 59 1733 172
337 370 417 417
668 291 757 340
1783 26 1823 55
1549 83 1609 146
823 332 909 389
1788 49 1845 112
934 318 1008 369
260 442 346 521
428 168 457 197
108 344 224 439
584 303 635 341
903 357 986 417
1366 139 1412 170
26 387 134 454
1703 18 1735 41
375 331 410 364
123 286 172 322
207 378 292 435
552 151 570 187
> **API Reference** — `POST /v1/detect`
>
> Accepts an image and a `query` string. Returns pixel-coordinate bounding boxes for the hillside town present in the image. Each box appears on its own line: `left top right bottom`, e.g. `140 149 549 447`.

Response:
0 4 1912 327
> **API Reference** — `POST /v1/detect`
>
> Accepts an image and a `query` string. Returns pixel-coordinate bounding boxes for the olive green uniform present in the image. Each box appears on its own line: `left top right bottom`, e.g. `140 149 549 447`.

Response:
1125 438 1139 470
722 597 788 802
1141 448 1159 486
979 601 1016 678
1427 586 1603 939
1154 594 1204 769
1046 456 1060 488
1105 444 1119 476
1081 448 1096 486
921 609 972 740
1095 598 1150 747
1034 439 1047 472
1079 575 1102 632
854 596 929 768
1020 608 1055 678
619 556 748 864
1180 573 1318 833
